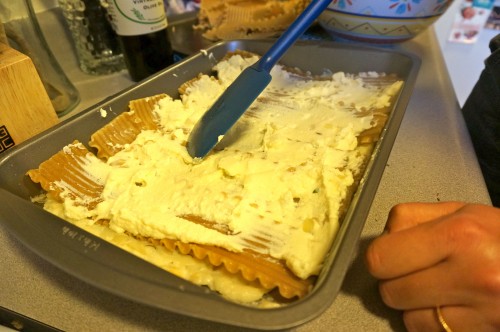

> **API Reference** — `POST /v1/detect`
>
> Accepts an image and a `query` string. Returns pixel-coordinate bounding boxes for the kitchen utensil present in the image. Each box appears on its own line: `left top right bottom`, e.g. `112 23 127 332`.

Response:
186 0 332 158
0 42 59 155
0 0 80 116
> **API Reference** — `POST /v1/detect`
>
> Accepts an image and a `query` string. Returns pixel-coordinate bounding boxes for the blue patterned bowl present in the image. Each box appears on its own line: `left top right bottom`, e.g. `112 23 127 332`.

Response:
318 0 453 43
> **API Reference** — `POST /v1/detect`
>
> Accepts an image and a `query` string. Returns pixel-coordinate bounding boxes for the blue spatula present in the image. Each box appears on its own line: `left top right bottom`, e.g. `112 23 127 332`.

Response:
187 0 332 158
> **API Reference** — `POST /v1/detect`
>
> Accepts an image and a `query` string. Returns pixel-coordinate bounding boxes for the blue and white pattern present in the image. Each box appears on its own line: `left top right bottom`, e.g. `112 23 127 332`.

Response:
328 0 453 18
318 0 454 43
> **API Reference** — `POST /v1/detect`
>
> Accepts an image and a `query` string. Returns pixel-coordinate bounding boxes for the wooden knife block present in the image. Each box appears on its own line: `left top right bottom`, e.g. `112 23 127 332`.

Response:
0 42 59 154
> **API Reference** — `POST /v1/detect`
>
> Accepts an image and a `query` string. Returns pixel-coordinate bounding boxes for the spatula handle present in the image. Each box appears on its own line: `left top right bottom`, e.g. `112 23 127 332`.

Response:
256 0 332 73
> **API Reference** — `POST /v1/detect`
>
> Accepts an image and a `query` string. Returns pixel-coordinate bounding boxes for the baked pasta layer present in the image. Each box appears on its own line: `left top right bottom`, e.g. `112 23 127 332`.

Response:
28 51 403 306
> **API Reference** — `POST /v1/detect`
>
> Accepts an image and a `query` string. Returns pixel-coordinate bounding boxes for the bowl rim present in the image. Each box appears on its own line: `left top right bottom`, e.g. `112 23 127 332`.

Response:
321 7 445 20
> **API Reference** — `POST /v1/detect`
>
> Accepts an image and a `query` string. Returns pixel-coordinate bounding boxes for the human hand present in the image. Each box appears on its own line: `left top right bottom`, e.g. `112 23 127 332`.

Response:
366 202 500 331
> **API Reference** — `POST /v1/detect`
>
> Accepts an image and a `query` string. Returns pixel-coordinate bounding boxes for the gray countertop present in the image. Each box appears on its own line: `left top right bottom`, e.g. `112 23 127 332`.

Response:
0 8 492 332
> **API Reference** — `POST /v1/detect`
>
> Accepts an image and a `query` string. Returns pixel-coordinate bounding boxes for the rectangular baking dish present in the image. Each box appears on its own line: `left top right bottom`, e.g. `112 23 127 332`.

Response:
0 39 420 330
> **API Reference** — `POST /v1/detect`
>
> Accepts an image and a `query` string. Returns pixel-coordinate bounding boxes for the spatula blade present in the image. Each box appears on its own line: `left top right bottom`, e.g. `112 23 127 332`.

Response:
187 0 332 159
187 65 271 158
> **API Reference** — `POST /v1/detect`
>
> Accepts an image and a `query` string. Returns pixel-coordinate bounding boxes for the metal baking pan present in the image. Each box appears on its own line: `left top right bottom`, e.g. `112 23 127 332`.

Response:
0 40 420 330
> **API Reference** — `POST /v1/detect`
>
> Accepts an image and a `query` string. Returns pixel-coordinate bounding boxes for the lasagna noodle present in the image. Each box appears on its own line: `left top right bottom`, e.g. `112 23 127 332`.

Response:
89 94 166 160
196 0 311 40
27 142 104 209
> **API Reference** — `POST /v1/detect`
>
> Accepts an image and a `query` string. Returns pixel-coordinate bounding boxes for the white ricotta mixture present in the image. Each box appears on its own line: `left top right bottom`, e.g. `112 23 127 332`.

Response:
46 54 402 283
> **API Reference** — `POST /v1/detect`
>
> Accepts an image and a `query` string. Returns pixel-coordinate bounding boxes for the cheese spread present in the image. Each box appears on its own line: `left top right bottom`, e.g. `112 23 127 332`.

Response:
40 53 403 302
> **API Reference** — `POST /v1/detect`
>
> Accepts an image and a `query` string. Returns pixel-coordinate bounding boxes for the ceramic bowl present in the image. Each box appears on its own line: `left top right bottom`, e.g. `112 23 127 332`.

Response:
318 0 453 43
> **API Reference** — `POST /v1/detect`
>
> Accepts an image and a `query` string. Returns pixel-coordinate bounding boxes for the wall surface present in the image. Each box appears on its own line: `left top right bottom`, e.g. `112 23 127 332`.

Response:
434 0 499 106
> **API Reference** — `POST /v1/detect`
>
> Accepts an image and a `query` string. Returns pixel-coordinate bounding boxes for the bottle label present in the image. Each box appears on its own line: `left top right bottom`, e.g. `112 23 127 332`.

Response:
104 0 168 36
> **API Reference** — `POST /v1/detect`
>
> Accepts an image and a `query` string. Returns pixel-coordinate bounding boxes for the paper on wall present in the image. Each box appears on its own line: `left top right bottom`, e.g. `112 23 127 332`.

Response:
448 0 496 43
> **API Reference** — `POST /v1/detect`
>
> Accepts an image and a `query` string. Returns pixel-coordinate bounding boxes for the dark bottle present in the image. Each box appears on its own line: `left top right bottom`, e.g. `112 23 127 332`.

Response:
103 0 174 81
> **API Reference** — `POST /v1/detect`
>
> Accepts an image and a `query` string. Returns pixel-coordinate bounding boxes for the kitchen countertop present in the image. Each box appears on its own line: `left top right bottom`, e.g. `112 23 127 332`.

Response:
0 7 492 332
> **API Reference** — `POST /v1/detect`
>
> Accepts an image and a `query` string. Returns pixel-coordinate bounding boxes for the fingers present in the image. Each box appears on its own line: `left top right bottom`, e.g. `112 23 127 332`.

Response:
367 203 500 331
403 306 493 332
367 203 500 279
366 217 450 279
403 307 453 332
385 201 466 233
377 260 465 310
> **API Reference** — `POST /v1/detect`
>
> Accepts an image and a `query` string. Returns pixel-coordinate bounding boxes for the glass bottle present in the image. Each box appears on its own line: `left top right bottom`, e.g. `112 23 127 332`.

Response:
58 0 125 75
102 0 174 81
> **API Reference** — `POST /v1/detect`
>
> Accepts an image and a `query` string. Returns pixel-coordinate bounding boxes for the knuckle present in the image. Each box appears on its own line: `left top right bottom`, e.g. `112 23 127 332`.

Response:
443 215 486 250
476 266 500 295
388 202 407 216
387 203 409 223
